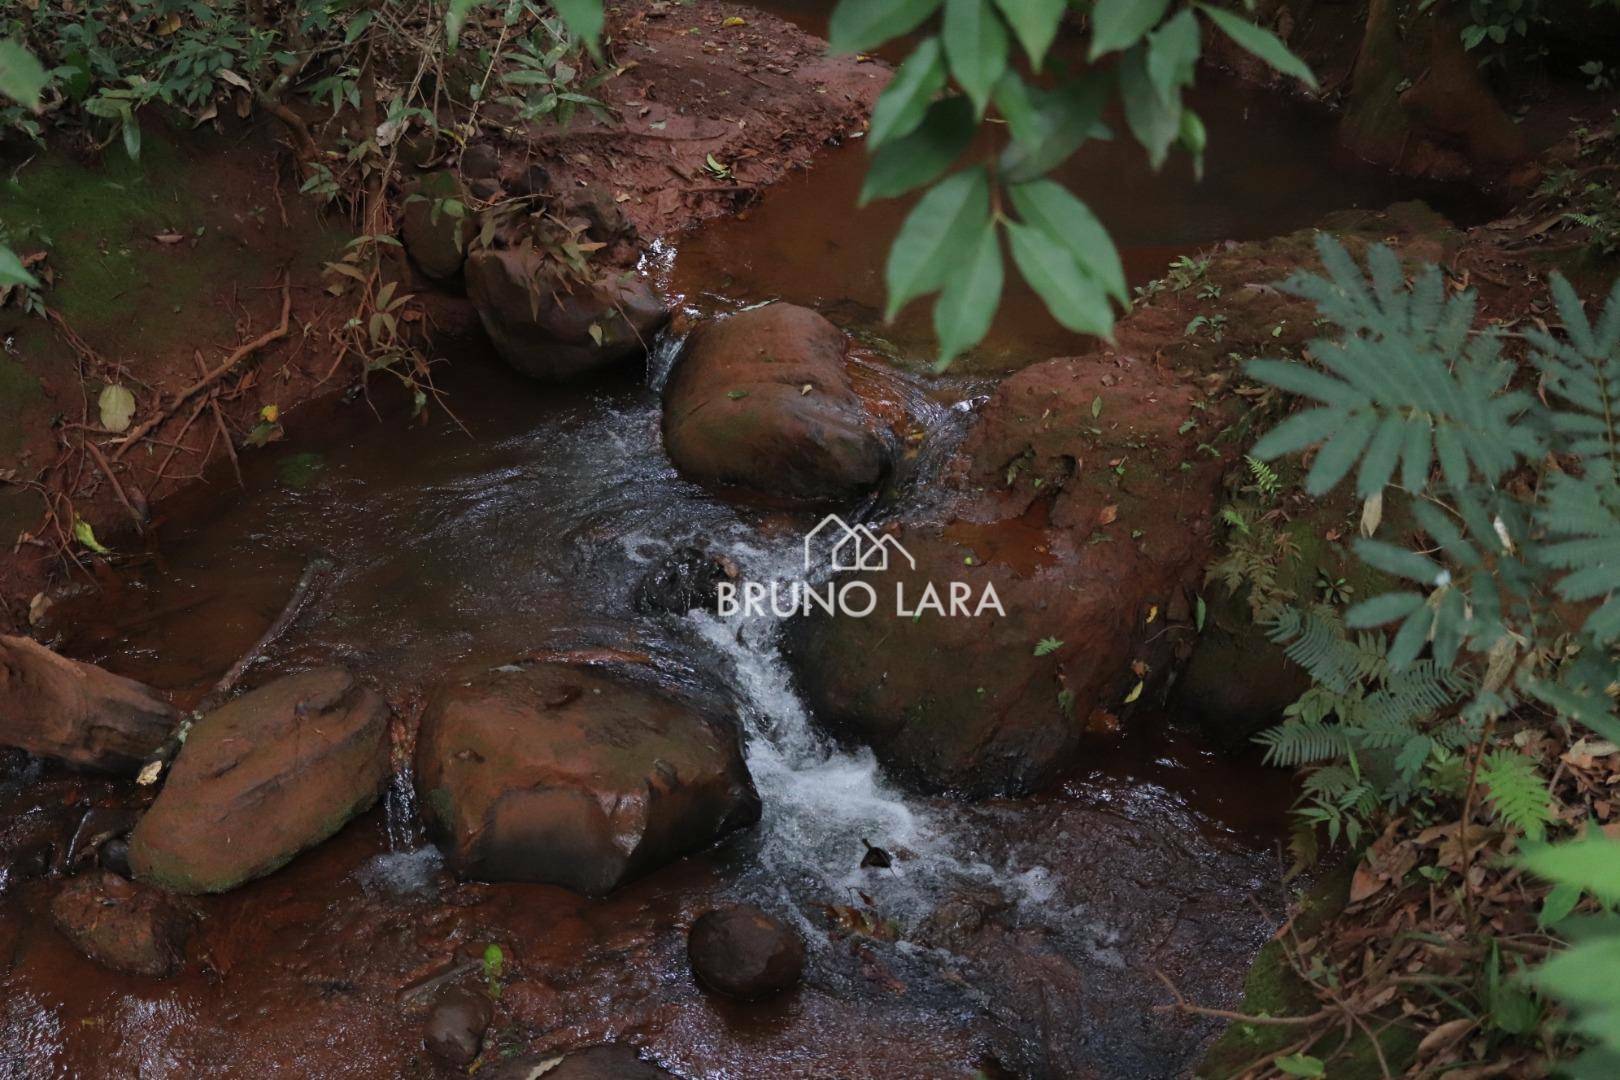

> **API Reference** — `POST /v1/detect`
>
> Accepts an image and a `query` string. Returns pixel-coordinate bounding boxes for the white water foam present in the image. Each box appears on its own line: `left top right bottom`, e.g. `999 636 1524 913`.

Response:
683 527 1054 926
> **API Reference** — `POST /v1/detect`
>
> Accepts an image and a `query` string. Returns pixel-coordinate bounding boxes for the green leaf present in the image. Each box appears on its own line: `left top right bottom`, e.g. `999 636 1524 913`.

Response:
553 0 606 58
884 167 991 320
997 72 1109 183
1090 0 1171 59
943 0 1009 116
869 38 947 148
829 0 943 54
1006 220 1115 340
992 71 1041 146
933 220 1003 368
74 518 111 556
991 0 1066 68
0 245 38 289
1353 538 1444 585
0 39 48 111
1274 1054 1325 1079
1007 180 1128 305
1146 10 1202 105
861 96 975 204
1303 409 1376 494
1180 108 1206 180
1196 5 1319 89
1118 45 1181 169
1540 881 1583 927
121 114 141 162
1033 636 1064 656
446 0 481 48
1345 591 1424 628
98 385 136 434
1522 837 1620 907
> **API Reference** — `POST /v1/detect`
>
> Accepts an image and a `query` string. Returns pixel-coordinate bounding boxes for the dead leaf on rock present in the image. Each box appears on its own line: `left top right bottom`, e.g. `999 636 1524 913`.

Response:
1098 504 1118 526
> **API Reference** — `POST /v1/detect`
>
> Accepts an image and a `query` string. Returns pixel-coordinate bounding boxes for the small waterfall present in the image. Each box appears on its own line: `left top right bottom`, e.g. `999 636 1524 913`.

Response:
383 761 424 851
685 530 972 925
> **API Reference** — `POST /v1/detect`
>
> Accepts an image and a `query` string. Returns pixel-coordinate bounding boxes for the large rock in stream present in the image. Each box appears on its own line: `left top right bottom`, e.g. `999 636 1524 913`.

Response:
787 354 1228 795
129 667 392 893
415 661 760 896
662 303 892 505
0 634 175 772
466 247 670 380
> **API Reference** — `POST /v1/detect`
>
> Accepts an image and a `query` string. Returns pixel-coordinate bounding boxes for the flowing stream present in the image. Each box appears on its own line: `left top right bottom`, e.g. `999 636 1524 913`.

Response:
0 66 1492 1078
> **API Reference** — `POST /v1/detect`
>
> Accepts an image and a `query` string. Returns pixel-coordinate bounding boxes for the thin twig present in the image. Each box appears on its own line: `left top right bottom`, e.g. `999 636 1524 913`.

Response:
201 555 334 711
112 277 292 461
81 438 144 532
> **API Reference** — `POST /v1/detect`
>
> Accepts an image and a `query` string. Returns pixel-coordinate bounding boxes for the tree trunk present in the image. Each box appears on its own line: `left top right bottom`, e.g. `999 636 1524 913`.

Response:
1340 0 1528 178
0 635 175 772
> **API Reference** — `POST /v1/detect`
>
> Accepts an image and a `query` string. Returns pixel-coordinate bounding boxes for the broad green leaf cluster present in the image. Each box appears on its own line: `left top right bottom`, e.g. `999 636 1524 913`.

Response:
831 0 1316 366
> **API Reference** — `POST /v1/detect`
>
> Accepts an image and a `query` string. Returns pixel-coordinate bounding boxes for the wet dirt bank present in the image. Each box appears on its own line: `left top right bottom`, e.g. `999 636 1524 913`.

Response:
0 0 880 629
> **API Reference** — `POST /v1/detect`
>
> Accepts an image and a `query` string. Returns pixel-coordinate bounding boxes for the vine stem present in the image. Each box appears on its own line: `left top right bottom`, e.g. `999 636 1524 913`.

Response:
1459 715 1498 932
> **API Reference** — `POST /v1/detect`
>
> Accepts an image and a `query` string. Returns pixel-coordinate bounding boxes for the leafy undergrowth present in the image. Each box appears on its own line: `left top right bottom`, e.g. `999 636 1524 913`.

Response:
1187 238 1620 1078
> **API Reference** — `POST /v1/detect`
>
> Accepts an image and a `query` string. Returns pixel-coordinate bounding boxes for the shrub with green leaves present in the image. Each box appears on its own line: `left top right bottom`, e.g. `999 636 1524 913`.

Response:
832 0 1317 366
1246 236 1620 1069
1248 237 1619 733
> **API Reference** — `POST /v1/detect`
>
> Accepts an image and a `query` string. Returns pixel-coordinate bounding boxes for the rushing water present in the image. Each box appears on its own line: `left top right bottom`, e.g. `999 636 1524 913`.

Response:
0 58 1485 1077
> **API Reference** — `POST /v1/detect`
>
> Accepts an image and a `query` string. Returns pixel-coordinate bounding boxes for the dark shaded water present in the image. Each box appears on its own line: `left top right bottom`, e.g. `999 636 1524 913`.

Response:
0 35 1479 1079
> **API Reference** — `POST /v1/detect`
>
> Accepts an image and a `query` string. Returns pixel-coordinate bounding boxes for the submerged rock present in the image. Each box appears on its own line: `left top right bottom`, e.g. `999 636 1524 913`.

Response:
687 903 805 1000
788 354 1226 795
129 668 392 893
50 871 193 978
465 247 669 380
424 986 492 1067
0 634 175 772
632 546 736 616
415 661 759 896
661 303 892 505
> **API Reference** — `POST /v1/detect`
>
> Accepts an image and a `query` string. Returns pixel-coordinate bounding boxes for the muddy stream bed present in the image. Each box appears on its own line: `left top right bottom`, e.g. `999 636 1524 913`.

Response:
0 55 1489 1080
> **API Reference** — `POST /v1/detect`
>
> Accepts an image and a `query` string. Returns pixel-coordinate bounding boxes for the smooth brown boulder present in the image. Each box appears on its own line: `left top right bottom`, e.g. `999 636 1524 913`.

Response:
129 668 392 893
687 903 805 1000
788 354 1227 795
415 661 760 896
661 303 891 505
50 871 193 977
0 634 174 772
465 247 670 380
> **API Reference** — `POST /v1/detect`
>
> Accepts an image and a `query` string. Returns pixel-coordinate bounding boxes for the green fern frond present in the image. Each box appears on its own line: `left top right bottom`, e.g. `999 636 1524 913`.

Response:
1256 720 1352 767
1246 455 1281 497
1480 750 1555 841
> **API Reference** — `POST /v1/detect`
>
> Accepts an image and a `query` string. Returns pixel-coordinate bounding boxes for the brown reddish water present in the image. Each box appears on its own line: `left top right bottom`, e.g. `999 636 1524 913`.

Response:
0 27 1481 1079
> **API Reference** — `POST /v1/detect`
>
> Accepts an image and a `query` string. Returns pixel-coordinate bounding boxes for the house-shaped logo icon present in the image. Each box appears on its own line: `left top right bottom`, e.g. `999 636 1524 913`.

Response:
804 514 917 574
